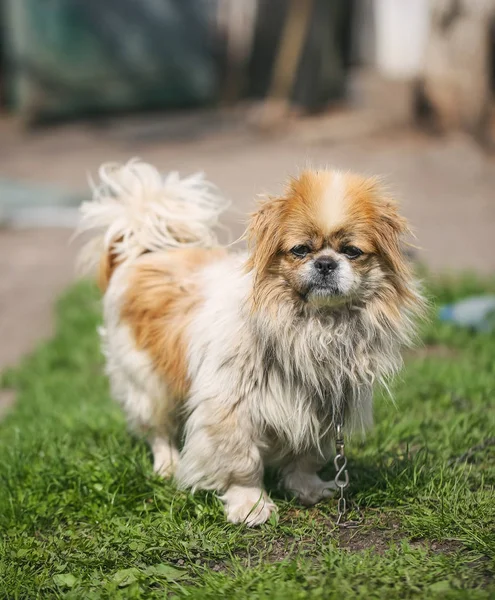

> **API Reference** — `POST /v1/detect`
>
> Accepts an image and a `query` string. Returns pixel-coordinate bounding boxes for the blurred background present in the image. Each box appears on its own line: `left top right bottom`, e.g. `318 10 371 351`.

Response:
0 0 495 380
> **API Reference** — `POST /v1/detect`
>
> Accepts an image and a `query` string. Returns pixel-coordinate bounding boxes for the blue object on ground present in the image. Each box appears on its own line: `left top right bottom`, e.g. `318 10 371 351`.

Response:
439 296 495 332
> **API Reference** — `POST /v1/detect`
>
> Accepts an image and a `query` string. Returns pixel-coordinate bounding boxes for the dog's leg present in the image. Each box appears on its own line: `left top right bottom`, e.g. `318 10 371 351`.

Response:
176 400 276 526
150 432 180 478
107 366 179 478
220 484 276 526
281 456 337 506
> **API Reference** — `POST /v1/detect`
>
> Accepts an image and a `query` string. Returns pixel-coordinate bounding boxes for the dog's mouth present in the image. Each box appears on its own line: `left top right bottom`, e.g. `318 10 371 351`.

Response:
301 283 348 306
309 284 340 295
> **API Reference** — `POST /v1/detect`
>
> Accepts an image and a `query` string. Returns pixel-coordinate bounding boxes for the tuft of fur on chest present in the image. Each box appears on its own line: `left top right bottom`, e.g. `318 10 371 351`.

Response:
245 305 403 455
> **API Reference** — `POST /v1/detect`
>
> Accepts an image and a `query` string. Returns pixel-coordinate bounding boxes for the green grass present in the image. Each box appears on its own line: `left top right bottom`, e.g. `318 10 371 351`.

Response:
1 275 494 599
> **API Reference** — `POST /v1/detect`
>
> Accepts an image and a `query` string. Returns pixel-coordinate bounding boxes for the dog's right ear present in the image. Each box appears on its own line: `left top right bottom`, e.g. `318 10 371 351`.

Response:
246 196 286 276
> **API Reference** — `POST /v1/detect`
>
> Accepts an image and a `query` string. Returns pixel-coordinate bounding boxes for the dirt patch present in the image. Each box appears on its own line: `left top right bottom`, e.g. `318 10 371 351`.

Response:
339 521 463 554
235 511 465 566
336 515 464 556
338 518 402 554
340 528 465 555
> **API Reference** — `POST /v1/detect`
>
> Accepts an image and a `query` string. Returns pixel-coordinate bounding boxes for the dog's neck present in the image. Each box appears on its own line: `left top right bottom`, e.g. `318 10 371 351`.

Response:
251 293 407 432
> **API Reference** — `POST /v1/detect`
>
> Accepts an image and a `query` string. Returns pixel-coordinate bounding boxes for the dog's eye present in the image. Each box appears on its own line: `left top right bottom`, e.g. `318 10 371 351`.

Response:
290 245 311 258
341 245 363 259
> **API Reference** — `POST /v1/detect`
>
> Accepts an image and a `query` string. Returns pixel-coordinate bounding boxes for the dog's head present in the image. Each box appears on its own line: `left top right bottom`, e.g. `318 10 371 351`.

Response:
247 169 418 316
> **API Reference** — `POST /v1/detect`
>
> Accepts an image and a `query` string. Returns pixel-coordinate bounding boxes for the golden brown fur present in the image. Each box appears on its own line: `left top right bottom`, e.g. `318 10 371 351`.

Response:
98 246 120 292
120 247 226 398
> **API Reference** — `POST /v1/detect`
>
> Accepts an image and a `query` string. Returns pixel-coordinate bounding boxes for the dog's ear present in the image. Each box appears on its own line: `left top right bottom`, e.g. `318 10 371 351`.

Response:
375 199 410 277
371 197 419 306
246 196 286 276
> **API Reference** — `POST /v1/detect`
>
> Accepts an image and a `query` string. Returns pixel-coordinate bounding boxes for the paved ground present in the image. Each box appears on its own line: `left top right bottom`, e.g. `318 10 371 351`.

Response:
0 114 494 385
0 228 79 369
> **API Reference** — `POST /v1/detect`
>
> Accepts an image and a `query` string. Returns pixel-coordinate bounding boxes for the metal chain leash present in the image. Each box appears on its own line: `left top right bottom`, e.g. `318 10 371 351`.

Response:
333 418 363 527
333 421 349 525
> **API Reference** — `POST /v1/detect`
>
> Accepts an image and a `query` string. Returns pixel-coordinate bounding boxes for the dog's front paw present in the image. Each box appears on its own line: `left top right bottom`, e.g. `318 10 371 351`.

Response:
284 472 337 506
221 485 277 526
152 438 180 478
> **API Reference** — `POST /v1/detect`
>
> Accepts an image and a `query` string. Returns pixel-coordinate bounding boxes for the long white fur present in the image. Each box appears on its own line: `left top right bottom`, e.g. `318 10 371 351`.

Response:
177 254 408 496
76 159 229 274
79 160 420 526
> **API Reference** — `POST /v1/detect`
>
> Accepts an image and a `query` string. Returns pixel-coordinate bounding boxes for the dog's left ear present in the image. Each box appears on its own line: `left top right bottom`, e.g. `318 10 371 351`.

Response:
375 198 412 283
246 196 285 275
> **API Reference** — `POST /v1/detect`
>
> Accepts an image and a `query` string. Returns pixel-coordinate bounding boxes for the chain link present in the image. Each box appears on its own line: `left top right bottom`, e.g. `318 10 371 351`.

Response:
333 421 349 525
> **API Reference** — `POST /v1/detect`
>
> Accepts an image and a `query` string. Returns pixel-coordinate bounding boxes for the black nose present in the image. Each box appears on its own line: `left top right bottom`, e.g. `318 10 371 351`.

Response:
314 256 338 275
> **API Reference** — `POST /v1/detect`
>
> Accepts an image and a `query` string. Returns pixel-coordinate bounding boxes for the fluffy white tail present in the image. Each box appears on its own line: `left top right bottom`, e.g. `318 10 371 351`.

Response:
76 159 229 278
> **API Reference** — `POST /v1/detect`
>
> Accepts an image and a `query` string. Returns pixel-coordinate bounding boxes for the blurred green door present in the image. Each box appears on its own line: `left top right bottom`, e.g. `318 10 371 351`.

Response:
3 0 218 121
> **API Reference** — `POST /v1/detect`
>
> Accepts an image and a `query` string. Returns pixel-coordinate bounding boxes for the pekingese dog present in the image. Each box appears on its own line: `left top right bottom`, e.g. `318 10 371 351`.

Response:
78 160 424 525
